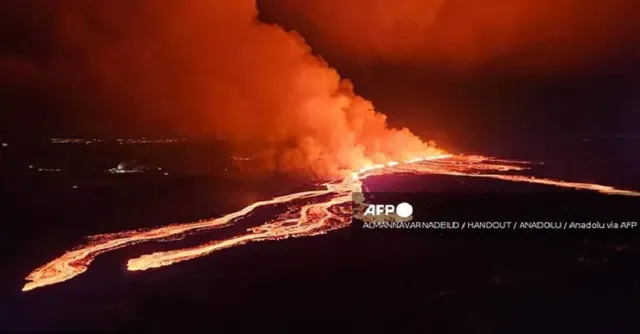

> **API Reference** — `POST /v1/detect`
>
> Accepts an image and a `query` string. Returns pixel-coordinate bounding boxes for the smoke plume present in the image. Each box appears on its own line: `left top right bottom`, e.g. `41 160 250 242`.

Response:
270 0 640 74
1 0 440 178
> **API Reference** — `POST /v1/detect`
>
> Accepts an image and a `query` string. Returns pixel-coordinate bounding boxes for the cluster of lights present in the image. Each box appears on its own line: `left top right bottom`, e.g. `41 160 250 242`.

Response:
51 138 91 144
24 163 169 175
106 163 147 174
51 138 185 145
106 168 144 174
37 168 62 173
28 165 62 172
105 164 170 176
114 138 184 144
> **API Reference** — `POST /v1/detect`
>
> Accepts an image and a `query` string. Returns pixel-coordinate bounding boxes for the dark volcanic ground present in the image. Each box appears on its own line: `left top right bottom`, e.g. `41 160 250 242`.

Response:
1 139 640 332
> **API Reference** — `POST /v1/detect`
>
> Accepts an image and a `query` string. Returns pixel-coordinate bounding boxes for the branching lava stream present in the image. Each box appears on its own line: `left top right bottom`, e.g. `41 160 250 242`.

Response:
22 154 640 292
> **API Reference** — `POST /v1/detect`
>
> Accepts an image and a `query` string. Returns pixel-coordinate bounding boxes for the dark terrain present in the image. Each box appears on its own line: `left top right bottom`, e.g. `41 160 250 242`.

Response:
1 139 639 332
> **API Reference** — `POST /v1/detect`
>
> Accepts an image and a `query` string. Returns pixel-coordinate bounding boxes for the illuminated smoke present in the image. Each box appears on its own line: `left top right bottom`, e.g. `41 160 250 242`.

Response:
270 0 640 73
1 0 440 178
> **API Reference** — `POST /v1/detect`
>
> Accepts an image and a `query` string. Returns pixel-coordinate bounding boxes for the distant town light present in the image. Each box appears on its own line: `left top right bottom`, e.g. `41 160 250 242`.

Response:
33 167 62 172
51 137 184 145
106 162 147 174
1 143 7 147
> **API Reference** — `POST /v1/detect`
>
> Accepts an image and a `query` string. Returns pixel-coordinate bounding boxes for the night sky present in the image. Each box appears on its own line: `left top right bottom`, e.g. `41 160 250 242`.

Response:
1 0 639 152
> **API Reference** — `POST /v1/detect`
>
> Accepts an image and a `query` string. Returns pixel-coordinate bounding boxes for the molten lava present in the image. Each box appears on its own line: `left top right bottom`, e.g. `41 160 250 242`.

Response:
22 154 640 292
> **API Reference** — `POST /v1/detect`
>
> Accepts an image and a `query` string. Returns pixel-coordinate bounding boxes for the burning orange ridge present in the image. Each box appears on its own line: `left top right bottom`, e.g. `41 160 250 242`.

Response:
22 154 640 292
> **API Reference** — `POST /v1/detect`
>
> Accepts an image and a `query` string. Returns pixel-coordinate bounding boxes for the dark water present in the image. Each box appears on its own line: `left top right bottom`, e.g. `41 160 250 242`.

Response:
1 140 640 332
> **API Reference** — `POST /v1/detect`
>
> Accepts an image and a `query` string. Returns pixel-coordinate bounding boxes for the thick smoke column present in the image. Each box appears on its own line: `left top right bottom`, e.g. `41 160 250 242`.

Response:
0 0 439 177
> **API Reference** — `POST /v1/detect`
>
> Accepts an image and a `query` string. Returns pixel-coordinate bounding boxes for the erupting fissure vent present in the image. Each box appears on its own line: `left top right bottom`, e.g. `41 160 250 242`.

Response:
22 154 640 292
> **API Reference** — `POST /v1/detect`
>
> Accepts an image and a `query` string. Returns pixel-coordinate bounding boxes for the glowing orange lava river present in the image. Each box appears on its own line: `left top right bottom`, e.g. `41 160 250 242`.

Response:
22 154 640 292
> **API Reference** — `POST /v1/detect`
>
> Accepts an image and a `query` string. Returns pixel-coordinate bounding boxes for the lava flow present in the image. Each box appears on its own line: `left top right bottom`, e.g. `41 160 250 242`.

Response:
22 154 640 292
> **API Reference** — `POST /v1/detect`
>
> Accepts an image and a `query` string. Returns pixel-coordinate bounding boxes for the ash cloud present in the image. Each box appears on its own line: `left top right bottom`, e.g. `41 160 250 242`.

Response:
0 0 439 177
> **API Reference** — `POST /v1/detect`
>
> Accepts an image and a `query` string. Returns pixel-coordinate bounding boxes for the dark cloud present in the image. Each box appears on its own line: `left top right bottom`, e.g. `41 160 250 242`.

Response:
268 0 640 74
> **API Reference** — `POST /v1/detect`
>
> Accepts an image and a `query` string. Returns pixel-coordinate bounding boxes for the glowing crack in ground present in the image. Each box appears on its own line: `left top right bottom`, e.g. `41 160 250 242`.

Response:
22 154 640 291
